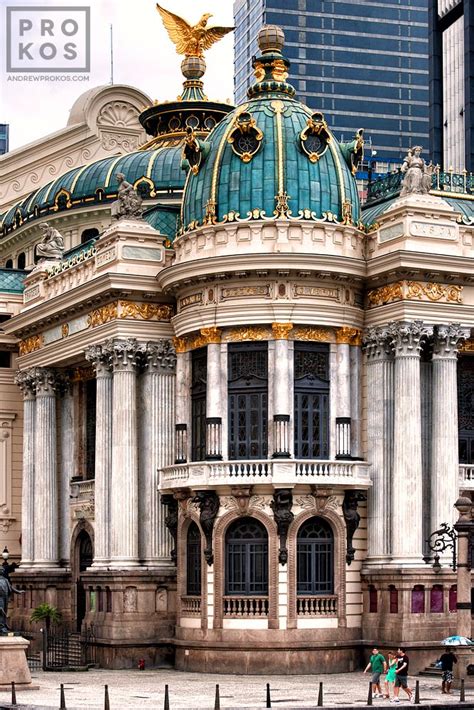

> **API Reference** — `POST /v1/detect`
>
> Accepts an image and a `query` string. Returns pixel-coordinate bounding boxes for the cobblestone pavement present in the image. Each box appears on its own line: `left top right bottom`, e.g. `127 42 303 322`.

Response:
0 669 469 709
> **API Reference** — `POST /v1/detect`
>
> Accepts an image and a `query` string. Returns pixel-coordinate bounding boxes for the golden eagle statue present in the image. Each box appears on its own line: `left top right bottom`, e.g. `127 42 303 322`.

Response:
156 4 233 58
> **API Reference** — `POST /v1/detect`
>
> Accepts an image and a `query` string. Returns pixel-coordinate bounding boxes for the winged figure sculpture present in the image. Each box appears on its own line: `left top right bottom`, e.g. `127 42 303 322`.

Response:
156 4 233 58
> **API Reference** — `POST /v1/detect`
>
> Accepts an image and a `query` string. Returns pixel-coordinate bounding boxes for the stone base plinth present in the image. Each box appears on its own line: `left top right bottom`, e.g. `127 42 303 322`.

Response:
0 636 36 689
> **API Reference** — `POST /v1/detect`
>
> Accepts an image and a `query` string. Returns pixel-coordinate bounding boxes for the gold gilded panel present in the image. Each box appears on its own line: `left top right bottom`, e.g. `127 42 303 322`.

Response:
87 303 118 328
119 301 173 321
19 334 44 356
335 327 362 345
291 326 335 343
367 281 463 308
224 326 272 342
272 323 293 340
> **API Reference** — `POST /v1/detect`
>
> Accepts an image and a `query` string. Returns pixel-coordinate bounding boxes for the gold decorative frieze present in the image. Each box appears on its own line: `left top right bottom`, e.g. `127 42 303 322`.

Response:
367 281 463 308
225 326 272 342
200 327 221 344
70 366 95 382
272 322 293 340
19 334 44 356
335 327 362 345
172 327 221 353
173 337 187 354
87 303 118 328
291 326 335 343
460 338 474 352
119 301 173 321
61 324 69 338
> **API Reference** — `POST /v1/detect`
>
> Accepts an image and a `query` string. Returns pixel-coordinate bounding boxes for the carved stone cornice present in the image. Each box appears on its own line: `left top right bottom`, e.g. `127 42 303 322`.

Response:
84 344 113 377
14 369 37 399
145 340 177 373
387 320 432 357
271 322 293 340
433 324 471 360
335 326 362 346
107 338 145 372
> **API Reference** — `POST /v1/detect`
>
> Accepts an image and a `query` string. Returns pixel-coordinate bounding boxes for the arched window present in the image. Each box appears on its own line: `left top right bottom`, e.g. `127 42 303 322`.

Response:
430 584 443 613
17 252 26 269
186 522 202 596
5 259 13 269
225 517 268 595
411 584 425 613
81 228 99 244
389 585 398 613
294 343 330 458
297 517 334 595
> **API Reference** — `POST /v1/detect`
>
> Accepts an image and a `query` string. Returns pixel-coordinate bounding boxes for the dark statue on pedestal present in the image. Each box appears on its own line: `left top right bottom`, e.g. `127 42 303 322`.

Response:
161 495 178 563
194 490 220 565
0 568 24 633
343 490 366 565
271 489 294 565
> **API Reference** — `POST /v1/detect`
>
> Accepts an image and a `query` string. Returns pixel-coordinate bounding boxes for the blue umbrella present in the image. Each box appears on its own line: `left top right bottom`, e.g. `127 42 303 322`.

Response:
441 635 474 646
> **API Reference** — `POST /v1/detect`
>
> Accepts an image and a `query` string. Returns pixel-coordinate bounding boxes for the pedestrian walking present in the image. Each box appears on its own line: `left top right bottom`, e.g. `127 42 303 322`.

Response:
439 648 457 694
384 651 397 699
391 647 413 703
364 646 387 698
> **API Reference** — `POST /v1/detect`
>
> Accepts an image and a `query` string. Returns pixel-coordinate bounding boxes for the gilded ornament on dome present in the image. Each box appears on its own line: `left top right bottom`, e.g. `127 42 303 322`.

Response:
156 4 233 58
274 190 291 218
227 112 264 163
341 200 353 226
19 334 44 356
203 198 217 225
300 112 330 163
182 127 205 175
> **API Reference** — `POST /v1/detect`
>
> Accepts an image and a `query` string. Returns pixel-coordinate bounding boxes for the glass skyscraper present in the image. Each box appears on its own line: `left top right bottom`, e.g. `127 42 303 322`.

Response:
234 0 429 184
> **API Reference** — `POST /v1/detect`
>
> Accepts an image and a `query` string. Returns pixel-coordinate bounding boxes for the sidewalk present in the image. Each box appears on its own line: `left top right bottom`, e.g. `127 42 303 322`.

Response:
0 669 470 709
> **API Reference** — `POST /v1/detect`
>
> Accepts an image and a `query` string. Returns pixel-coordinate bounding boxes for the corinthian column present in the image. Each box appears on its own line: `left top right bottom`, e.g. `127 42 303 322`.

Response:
85 344 113 566
431 324 470 536
389 321 432 565
33 368 60 567
362 327 393 562
204 328 222 460
58 377 73 566
140 341 176 565
272 323 292 457
14 370 36 567
109 339 143 567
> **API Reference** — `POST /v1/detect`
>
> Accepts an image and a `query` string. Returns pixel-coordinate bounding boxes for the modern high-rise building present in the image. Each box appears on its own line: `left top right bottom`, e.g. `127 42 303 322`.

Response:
429 0 474 171
234 0 429 179
0 124 9 155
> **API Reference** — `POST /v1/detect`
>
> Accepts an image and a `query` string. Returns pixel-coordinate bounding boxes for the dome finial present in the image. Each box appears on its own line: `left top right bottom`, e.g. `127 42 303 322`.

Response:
248 25 295 99
257 25 285 54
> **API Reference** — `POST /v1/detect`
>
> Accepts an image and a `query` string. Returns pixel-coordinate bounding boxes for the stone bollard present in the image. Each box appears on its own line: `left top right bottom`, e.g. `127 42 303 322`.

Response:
367 681 373 706
266 682 271 708
414 680 420 704
60 683 66 709
11 681 16 706
164 684 170 710
317 681 323 707
104 684 110 710
214 684 220 710
461 678 465 702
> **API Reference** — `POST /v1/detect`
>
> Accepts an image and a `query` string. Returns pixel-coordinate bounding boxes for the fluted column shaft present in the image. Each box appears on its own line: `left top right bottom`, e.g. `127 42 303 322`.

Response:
272 324 292 457
59 382 74 565
110 339 142 567
363 329 393 561
431 325 470 534
34 368 59 567
85 345 113 565
15 371 36 567
175 350 190 463
390 321 431 565
141 341 176 565
206 340 222 459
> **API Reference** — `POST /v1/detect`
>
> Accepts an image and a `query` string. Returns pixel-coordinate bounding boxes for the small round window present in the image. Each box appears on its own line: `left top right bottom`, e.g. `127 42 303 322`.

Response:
186 115 200 129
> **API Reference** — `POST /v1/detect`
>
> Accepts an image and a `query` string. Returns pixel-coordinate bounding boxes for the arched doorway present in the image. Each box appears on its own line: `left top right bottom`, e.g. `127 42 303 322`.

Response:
75 530 93 632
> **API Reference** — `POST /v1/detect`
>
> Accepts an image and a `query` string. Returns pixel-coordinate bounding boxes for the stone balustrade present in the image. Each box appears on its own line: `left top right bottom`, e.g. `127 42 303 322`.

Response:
296 595 338 616
181 596 201 616
159 459 371 490
223 596 269 617
459 464 474 488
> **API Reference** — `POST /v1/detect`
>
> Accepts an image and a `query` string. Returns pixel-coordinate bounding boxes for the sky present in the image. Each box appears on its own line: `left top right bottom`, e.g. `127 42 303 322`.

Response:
0 0 235 150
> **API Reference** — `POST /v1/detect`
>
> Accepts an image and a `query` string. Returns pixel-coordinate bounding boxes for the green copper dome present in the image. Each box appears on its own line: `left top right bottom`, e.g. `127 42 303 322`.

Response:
181 26 363 232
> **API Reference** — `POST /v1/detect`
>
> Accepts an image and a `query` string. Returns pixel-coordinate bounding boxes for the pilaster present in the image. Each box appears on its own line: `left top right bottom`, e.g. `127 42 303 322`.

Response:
58 376 74 566
14 370 36 567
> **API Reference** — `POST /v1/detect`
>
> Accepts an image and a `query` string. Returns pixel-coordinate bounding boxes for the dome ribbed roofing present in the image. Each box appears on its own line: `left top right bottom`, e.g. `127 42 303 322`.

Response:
1 147 184 235
181 26 363 232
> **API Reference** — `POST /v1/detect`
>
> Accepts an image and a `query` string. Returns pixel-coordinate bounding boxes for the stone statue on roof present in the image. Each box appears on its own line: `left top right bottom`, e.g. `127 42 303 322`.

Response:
112 173 143 220
36 223 65 262
400 146 434 196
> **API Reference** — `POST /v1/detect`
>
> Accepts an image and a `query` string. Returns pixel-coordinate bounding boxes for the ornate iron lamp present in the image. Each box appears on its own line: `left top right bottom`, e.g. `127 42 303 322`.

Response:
423 522 457 571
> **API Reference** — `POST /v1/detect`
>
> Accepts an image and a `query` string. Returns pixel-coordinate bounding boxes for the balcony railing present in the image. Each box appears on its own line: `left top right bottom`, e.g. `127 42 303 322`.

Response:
181 596 201 616
366 167 474 205
223 596 269 617
297 595 338 616
460 464 474 488
160 459 370 491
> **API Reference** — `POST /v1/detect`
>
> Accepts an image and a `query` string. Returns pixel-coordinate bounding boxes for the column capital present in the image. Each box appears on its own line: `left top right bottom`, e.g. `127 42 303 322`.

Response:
106 338 144 372
433 324 471 359
272 322 293 340
84 344 112 376
335 326 362 345
387 320 432 357
144 340 177 373
31 367 62 396
14 368 37 399
362 326 392 360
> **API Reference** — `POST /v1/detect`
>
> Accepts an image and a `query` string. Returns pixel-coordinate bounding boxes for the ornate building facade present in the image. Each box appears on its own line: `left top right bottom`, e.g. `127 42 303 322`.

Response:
0 20 472 671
